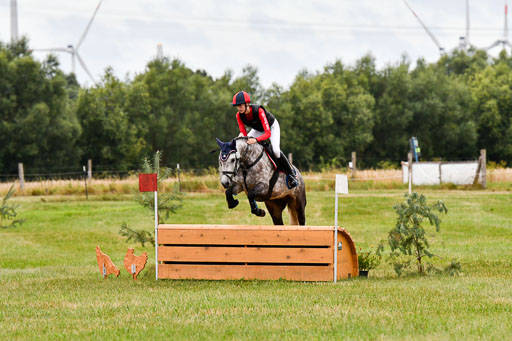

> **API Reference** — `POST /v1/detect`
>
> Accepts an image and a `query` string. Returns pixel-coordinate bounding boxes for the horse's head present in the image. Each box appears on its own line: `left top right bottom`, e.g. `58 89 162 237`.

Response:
216 138 241 188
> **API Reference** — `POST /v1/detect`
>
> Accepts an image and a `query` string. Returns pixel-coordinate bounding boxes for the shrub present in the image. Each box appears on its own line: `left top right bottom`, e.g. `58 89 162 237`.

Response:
358 245 383 271
1 185 24 228
119 151 182 247
388 192 460 275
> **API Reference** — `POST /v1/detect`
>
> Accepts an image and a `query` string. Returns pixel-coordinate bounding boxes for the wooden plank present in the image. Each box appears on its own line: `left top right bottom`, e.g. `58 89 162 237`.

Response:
158 246 332 264
158 229 332 246
336 231 358 280
158 264 334 281
158 224 335 231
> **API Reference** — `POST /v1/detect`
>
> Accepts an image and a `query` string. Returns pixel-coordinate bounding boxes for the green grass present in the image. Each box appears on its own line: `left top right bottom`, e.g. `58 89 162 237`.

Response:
1 189 512 339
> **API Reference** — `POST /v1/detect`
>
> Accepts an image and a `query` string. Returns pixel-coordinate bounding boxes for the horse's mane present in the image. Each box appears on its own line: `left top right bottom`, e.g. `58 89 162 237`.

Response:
233 136 264 152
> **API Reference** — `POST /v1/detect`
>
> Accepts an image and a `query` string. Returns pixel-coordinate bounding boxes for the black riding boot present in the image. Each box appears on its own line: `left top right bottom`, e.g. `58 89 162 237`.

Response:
278 152 298 189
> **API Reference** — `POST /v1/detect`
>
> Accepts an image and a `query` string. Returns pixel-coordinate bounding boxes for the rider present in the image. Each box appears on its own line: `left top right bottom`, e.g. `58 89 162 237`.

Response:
232 90 298 188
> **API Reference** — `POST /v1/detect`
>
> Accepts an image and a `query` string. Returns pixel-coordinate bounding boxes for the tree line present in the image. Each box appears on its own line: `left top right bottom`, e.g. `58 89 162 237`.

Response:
1 38 511 175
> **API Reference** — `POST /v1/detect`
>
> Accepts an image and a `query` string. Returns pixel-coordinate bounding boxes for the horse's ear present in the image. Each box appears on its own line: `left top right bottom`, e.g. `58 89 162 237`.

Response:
230 139 236 150
216 137 224 147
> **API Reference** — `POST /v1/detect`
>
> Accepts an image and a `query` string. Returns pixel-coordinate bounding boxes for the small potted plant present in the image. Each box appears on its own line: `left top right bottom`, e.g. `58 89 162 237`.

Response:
358 246 382 278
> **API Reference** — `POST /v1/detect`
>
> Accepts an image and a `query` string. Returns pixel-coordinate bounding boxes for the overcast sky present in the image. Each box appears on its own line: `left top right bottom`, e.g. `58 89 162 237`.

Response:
1 0 511 88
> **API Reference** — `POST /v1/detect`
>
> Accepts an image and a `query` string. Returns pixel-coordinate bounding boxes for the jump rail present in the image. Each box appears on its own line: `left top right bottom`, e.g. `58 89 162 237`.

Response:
156 224 358 281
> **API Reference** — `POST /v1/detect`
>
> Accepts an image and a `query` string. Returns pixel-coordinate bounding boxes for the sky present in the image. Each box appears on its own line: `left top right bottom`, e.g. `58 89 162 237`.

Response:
1 0 511 88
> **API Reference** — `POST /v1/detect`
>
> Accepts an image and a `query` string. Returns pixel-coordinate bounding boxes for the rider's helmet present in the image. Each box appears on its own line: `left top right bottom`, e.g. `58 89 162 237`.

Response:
232 91 251 106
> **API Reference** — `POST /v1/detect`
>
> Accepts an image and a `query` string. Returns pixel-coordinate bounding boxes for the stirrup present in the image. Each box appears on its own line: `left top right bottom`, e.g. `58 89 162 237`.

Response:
286 174 298 189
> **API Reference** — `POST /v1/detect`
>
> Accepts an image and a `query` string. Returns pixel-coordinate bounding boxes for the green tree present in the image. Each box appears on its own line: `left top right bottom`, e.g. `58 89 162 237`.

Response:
0 38 81 173
389 192 448 274
470 60 512 163
408 60 477 160
76 68 141 170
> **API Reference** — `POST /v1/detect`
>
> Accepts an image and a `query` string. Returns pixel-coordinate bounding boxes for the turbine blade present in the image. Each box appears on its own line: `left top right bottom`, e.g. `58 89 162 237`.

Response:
76 0 103 50
33 48 70 52
486 40 502 50
76 53 96 84
403 0 445 54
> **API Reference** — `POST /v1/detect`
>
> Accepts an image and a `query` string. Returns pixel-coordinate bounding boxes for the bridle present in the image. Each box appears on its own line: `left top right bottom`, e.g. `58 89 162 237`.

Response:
220 150 241 183
219 137 265 184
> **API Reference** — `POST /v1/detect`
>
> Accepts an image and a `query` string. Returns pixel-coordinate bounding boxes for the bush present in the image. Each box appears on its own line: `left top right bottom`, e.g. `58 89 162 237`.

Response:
388 192 460 275
358 245 382 271
1 185 24 228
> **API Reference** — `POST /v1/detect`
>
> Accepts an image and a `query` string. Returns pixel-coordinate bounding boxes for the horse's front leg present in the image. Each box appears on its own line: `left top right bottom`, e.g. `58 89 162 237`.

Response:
248 183 266 217
225 183 241 209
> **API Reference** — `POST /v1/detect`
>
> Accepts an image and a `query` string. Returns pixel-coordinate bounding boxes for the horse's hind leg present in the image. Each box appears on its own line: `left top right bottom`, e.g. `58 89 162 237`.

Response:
286 193 307 225
297 184 307 225
264 200 287 225
286 199 300 225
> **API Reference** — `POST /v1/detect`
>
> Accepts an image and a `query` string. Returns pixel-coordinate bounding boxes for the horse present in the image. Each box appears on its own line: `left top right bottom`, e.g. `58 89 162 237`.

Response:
216 136 307 225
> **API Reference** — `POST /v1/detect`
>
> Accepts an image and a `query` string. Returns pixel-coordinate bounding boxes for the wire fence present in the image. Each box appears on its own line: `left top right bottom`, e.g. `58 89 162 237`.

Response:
1 157 510 184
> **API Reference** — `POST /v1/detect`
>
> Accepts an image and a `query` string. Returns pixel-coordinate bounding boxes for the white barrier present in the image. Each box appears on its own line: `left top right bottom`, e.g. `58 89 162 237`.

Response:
402 161 480 185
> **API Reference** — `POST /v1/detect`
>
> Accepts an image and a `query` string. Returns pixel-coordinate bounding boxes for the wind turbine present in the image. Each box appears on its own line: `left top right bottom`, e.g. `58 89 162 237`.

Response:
486 1 512 51
34 0 104 84
10 0 19 43
403 0 475 55
403 0 445 55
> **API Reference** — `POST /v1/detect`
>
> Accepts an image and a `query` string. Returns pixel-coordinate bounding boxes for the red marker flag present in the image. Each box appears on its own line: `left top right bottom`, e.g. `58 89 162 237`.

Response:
139 173 158 192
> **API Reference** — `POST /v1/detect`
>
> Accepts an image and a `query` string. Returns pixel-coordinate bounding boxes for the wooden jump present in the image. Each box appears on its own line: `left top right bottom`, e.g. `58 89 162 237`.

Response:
156 224 359 281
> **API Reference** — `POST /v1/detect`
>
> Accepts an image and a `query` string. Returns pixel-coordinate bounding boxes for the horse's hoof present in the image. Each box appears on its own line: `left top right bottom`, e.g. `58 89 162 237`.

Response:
251 208 265 217
228 199 239 209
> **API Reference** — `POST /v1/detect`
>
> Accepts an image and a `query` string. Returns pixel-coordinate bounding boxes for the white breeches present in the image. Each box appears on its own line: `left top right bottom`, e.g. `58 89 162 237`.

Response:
248 119 281 158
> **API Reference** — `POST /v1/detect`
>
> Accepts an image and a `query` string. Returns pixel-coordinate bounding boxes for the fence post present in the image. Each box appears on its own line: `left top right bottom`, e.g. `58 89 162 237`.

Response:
177 163 181 192
473 149 487 187
87 159 92 180
351 152 357 179
408 152 413 194
481 149 486 188
18 163 25 190
82 165 88 200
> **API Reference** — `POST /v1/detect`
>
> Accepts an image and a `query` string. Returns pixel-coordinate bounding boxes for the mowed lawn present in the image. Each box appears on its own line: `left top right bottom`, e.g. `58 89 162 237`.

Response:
1 189 511 339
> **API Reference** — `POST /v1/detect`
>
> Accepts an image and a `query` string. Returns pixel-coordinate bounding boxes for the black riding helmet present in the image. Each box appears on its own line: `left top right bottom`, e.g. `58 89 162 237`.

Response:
232 91 251 106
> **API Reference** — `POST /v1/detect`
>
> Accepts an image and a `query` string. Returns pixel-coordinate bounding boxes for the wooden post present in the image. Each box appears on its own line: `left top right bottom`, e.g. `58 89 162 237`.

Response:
18 163 25 190
473 149 487 188
351 152 357 179
83 165 88 200
177 163 181 192
87 159 92 180
408 152 413 194
288 153 293 165
481 149 486 188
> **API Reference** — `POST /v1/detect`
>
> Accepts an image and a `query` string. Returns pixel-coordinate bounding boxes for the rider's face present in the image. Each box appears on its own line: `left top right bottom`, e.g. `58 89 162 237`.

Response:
236 104 247 114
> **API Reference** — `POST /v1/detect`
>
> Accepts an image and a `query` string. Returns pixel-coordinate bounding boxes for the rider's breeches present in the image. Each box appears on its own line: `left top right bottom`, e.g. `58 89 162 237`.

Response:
248 119 281 158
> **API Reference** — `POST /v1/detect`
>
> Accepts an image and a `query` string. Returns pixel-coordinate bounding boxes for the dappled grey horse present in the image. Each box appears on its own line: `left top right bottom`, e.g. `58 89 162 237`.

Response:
216 137 306 225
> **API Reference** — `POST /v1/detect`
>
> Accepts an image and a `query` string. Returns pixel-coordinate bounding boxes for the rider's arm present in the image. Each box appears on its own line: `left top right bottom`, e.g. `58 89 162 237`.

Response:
255 107 271 142
236 112 248 136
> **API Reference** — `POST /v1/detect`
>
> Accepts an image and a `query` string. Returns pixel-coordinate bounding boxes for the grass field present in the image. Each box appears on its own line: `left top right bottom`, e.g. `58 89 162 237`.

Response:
1 187 511 339
2 167 511 197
